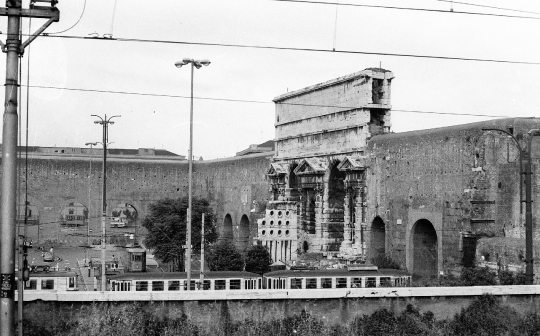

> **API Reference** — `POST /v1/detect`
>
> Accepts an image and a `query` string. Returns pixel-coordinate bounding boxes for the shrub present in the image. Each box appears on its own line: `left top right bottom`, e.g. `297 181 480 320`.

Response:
371 254 401 269
460 266 497 286
448 294 520 335
499 269 526 285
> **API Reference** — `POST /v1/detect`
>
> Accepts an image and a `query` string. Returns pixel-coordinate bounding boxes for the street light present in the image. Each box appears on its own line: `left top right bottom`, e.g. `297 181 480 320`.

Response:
84 142 98 266
483 128 540 284
175 58 210 290
91 114 120 291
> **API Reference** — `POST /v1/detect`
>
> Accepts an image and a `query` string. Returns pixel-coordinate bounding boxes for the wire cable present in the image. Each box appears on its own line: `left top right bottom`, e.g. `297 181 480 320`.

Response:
22 84 513 119
269 0 540 20
46 0 87 35
433 0 540 15
32 33 540 66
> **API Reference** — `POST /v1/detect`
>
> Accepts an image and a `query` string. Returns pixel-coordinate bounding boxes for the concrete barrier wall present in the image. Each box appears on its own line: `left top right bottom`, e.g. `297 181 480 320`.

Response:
17 286 540 322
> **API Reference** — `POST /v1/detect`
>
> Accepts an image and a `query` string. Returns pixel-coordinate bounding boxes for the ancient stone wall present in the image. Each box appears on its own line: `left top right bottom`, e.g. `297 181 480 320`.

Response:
366 118 540 277
8 152 273 248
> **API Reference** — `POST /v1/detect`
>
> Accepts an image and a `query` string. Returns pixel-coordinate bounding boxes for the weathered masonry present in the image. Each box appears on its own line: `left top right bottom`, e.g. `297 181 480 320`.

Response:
7 68 540 280
4 148 272 252
261 68 394 261
260 68 540 280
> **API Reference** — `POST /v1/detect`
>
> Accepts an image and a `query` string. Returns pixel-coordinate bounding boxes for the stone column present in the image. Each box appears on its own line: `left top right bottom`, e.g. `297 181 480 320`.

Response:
313 184 325 252
340 187 353 255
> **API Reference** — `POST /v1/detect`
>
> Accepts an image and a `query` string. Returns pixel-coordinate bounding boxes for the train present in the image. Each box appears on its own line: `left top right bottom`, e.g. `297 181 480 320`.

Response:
108 268 411 292
14 271 79 292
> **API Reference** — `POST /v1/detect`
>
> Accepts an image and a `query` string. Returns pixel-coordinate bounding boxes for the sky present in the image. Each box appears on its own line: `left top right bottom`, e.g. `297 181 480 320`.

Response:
0 0 539 159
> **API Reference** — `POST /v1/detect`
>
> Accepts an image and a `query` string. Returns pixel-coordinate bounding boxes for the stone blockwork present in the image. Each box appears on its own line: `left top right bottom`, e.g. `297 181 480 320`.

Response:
366 118 540 277
264 68 393 259
7 151 273 249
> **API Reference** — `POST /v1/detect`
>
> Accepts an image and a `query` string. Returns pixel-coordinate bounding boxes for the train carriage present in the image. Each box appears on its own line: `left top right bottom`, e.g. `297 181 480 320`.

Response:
15 271 79 292
264 268 411 290
109 271 262 292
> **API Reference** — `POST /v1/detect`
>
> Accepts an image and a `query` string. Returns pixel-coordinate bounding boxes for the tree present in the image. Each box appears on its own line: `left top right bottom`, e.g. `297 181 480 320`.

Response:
244 244 272 274
142 197 218 271
207 240 244 271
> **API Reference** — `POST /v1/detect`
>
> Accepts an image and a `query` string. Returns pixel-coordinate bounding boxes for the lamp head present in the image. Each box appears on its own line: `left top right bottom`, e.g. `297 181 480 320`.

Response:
182 58 193 64
199 59 211 66
175 61 186 68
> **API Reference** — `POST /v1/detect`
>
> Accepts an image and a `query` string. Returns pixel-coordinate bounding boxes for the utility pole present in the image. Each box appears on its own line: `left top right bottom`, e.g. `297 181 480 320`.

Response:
200 213 204 286
85 142 98 266
0 2 59 335
92 114 120 291
525 129 540 285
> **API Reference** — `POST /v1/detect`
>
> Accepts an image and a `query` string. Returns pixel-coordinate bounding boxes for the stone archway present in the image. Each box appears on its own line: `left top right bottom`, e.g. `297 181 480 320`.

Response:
411 219 438 279
222 214 234 243
371 216 386 257
238 214 250 252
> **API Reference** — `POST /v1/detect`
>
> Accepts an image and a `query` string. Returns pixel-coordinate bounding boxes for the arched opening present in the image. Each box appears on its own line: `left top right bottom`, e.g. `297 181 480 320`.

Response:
222 214 234 242
411 219 438 279
111 203 138 228
371 216 386 257
60 202 87 227
109 203 139 246
238 215 250 252
327 163 346 251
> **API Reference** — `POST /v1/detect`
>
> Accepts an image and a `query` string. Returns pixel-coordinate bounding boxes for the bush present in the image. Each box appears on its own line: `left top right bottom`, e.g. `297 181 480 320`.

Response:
206 241 244 271
460 266 497 286
499 269 526 285
370 254 401 269
244 244 272 275
448 294 520 335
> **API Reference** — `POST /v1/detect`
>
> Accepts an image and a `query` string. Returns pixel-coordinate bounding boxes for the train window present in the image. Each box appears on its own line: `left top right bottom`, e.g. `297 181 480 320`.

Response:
351 277 362 288
203 280 211 290
258 278 262 289
321 278 332 289
306 278 317 289
136 281 148 291
380 277 391 287
188 281 196 290
152 281 164 291
336 278 347 288
69 277 76 289
215 280 226 290
41 279 54 290
366 277 376 288
25 280 37 290
230 279 241 290
168 281 180 291
291 278 302 289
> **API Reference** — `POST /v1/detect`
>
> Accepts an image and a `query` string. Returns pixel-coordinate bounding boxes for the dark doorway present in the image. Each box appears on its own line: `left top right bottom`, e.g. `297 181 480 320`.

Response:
238 215 250 252
371 216 386 257
411 219 438 278
222 214 234 243
327 164 346 251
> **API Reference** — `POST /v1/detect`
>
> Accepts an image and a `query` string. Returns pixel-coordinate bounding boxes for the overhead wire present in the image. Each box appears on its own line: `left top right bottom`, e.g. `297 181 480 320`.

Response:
269 0 540 20
433 0 540 15
30 33 540 66
22 84 513 119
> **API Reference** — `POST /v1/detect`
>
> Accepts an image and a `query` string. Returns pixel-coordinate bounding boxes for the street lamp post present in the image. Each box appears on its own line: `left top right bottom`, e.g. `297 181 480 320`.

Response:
92 114 120 291
85 142 98 266
483 128 540 285
175 58 210 290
